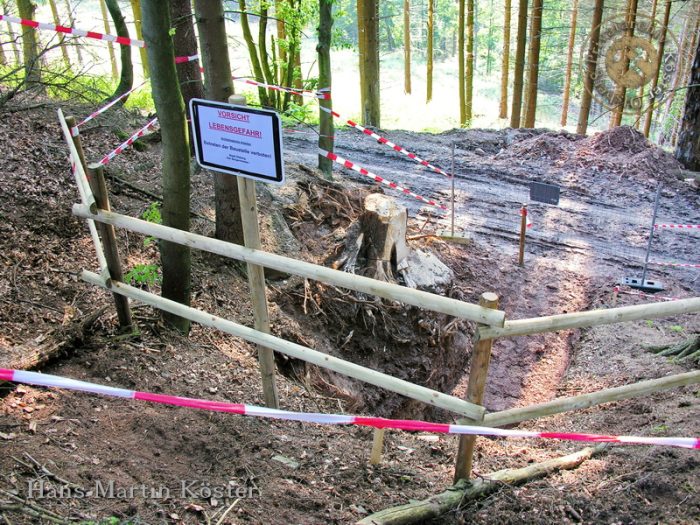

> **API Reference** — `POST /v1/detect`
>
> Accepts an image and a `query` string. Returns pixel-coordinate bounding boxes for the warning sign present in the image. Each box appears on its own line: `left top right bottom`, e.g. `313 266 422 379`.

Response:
189 98 285 184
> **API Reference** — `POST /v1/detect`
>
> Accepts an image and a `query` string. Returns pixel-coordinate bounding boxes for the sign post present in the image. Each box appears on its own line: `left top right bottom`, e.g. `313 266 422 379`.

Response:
190 96 283 409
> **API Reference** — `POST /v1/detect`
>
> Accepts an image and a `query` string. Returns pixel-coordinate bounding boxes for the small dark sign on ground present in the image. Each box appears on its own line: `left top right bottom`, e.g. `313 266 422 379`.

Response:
530 181 560 205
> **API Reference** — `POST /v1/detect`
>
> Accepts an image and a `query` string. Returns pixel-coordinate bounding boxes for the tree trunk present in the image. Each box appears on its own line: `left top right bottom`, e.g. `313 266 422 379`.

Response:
576 0 604 135
129 0 149 78
358 445 607 525
275 0 287 86
642 0 672 137
509 0 528 128
522 0 542 128
357 0 380 127
141 1 192 334
404 0 411 94
171 0 204 117
498 0 511 119
100 0 118 79
16 0 41 88
48 0 70 68
426 0 434 102
560 0 578 127
258 2 279 109
674 36 700 170
458 0 466 124
465 0 475 125
194 0 244 246
238 0 270 107
317 0 334 179
609 0 639 128
105 0 134 101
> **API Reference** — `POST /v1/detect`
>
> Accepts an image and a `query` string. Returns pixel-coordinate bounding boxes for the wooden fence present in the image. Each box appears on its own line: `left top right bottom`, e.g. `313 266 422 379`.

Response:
59 108 700 481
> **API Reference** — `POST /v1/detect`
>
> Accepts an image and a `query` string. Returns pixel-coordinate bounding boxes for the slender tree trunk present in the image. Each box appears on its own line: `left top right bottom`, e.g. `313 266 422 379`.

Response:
576 0 604 135
292 25 302 105
674 36 700 170
100 0 118 79
404 0 411 94
6 19 21 64
560 0 578 127
194 0 244 246
357 0 380 127
499 0 511 119
141 1 191 334
275 0 287 86
48 0 70 68
317 0 333 179
0 34 6 66
465 0 475 125
105 0 134 101
642 0 671 136
486 0 494 75
522 0 542 128
671 18 700 147
129 0 149 78
509 0 528 128
458 0 466 124
16 0 41 88
258 2 279 109
239 0 270 107
63 0 83 66
171 0 203 118
609 0 639 128
426 0 434 102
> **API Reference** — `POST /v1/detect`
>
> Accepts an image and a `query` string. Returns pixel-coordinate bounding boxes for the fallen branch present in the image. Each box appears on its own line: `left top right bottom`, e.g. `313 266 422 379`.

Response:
357 445 607 525
0 306 107 371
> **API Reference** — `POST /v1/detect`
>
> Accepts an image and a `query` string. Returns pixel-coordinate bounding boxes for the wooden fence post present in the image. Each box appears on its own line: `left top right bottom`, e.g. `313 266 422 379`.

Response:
228 95 280 410
518 204 527 267
87 163 133 330
454 292 499 482
370 428 386 465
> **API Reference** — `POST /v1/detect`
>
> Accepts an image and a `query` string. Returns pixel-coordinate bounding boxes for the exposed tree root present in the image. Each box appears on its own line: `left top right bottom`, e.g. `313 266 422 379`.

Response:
357 445 607 525
645 335 699 365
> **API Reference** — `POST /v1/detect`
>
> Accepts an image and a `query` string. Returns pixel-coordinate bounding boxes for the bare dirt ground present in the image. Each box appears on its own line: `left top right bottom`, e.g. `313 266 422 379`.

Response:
0 96 698 524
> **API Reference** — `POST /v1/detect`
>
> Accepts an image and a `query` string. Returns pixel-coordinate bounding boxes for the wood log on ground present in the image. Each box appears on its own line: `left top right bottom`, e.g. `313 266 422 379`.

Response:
357 445 607 525
645 334 699 365
0 307 108 371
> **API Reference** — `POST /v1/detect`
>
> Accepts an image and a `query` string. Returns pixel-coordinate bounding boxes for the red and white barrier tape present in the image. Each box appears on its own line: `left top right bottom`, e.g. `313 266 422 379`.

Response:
519 207 533 228
98 117 158 166
319 149 448 211
174 53 200 64
650 261 700 269
654 224 700 230
0 14 144 47
233 77 330 100
75 81 148 131
0 369 697 449
612 286 682 302
320 106 450 179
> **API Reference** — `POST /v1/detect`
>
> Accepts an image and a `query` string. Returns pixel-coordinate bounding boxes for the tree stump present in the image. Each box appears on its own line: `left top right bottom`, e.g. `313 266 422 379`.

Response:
358 193 409 282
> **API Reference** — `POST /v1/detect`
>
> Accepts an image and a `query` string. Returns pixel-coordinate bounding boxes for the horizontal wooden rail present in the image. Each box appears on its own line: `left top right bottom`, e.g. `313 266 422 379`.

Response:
72 205 506 327
480 371 700 427
81 270 486 420
478 298 700 339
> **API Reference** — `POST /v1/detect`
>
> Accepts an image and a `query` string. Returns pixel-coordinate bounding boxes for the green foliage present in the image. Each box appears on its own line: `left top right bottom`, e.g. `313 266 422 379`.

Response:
651 423 669 434
123 87 155 113
124 263 161 287
141 202 162 247
669 325 684 333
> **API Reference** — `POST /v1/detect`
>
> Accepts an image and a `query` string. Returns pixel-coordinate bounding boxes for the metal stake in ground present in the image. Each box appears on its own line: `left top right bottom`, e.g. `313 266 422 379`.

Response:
620 183 664 292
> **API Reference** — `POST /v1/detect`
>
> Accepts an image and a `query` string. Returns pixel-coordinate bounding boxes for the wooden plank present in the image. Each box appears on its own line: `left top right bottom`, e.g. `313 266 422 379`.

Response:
478 297 700 339
81 270 487 419
481 371 700 427
72 205 507 327
454 292 498 481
